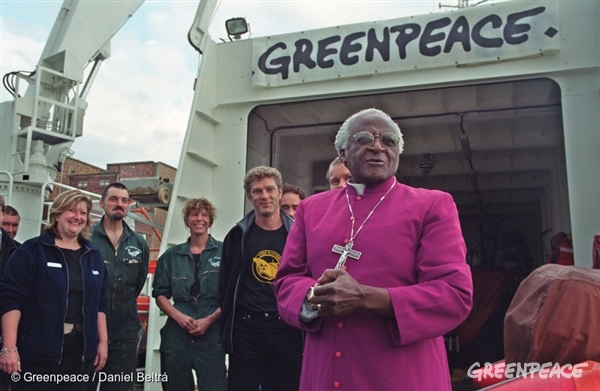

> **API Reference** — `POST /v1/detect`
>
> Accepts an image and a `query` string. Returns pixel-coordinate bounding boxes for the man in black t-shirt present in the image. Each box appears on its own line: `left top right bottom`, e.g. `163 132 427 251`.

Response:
218 166 303 391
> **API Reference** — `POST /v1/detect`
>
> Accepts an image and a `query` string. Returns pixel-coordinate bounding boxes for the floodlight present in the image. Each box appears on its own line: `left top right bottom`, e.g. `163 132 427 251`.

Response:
225 18 248 40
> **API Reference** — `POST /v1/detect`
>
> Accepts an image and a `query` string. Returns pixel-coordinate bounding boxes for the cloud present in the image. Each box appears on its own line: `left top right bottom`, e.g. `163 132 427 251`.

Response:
69 2 199 168
210 1 436 39
0 30 44 101
3 0 450 168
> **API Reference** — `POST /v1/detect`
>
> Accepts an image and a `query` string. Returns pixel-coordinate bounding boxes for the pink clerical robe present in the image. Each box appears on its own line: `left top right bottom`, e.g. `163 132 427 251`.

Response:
275 176 473 391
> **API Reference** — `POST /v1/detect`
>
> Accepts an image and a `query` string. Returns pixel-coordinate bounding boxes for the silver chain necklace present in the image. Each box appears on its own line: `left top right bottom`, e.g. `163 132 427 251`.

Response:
331 180 396 269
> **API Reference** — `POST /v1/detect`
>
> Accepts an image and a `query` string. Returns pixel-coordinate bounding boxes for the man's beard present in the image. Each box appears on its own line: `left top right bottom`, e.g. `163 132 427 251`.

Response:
110 209 126 220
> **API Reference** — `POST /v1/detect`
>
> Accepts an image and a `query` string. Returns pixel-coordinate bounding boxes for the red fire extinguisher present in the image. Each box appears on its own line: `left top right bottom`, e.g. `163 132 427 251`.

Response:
546 232 574 266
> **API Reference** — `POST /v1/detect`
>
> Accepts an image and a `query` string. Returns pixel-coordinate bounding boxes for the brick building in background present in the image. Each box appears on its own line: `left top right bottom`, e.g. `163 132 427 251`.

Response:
50 158 176 258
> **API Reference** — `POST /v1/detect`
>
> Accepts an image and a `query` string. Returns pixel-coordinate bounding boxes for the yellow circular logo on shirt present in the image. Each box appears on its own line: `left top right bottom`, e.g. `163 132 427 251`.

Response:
252 250 280 284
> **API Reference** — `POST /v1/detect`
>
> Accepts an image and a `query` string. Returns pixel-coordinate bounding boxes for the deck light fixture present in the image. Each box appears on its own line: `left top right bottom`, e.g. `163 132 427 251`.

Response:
225 17 248 40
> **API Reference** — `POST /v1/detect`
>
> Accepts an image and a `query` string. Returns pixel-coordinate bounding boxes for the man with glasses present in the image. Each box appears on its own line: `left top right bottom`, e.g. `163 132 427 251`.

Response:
275 108 473 391
89 183 149 391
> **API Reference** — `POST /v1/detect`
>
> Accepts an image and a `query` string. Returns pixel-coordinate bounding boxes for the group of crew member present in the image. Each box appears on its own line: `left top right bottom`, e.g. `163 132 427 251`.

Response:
0 185 148 391
0 108 473 391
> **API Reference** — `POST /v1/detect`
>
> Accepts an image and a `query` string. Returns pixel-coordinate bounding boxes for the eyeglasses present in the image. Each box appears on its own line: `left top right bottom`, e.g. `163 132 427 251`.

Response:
353 132 400 148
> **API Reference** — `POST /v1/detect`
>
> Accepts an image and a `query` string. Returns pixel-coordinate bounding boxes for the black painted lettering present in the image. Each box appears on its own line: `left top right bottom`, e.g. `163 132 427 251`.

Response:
257 42 290 80
420 17 452 56
366 28 390 62
444 16 471 53
317 35 341 69
340 32 366 66
390 23 421 59
293 39 316 73
504 7 545 45
472 14 503 48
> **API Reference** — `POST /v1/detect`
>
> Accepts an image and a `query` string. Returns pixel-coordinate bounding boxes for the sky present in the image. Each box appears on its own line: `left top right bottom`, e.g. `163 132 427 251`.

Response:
0 0 485 169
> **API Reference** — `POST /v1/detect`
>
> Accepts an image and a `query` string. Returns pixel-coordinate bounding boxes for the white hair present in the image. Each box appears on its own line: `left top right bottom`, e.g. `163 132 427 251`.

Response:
334 108 404 155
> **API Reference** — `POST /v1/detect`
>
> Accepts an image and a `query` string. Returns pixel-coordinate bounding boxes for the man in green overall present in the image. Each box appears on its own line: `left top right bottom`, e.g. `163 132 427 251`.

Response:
90 182 149 391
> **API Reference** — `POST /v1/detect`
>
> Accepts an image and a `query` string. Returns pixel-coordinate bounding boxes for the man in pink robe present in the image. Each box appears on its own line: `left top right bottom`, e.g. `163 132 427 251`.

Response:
274 108 473 391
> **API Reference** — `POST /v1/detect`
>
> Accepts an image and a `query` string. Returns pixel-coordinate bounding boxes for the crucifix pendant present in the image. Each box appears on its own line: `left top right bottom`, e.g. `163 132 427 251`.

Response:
332 241 362 269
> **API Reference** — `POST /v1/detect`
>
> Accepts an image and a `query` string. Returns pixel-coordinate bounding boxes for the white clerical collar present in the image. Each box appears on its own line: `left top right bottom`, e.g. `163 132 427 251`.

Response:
347 181 366 196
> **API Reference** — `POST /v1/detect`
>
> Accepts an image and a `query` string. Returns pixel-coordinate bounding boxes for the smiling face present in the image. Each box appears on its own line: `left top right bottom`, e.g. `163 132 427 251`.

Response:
186 208 211 237
55 201 89 240
100 187 130 221
340 112 400 186
247 177 282 219
2 213 19 239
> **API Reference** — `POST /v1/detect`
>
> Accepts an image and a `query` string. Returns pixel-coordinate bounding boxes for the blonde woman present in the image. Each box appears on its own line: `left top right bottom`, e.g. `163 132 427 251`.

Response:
0 190 108 390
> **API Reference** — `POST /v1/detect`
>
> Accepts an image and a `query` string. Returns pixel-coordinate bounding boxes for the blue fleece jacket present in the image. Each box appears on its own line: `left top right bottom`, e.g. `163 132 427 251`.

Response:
0 231 108 364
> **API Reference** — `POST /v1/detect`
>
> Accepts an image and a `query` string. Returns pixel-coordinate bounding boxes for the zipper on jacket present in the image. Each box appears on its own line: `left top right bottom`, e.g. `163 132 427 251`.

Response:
56 244 69 366
80 245 91 364
229 219 250 356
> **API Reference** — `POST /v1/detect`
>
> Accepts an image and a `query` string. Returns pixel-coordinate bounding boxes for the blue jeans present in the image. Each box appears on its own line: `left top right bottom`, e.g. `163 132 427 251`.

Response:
227 308 303 391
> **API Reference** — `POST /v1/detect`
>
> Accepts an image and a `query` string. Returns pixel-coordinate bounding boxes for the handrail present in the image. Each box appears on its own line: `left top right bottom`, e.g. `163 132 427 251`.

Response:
39 181 103 226
0 171 14 203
